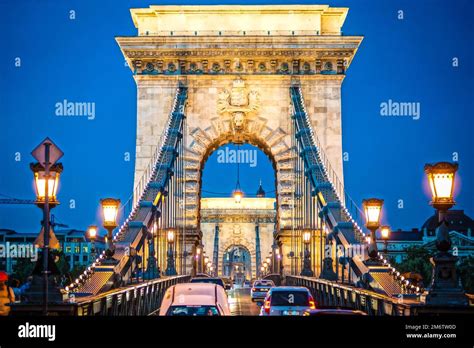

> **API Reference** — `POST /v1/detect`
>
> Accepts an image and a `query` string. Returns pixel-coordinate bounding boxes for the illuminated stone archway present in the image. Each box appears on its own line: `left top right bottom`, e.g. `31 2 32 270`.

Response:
117 4 362 274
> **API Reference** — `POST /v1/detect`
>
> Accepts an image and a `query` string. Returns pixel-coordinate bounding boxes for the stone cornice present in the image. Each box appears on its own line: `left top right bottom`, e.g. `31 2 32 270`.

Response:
116 35 363 51
116 35 362 76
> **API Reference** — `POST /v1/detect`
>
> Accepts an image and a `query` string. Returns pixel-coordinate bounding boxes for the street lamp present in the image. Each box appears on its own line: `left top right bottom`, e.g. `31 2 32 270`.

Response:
31 163 62 206
423 162 467 306
165 230 177 276
29 161 64 314
380 225 390 255
362 198 384 264
100 198 120 261
87 225 98 261
425 162 457 251
233 188 243 204
207 262 212 275
301 230 314 276
232 147 243 203
145 219 159 279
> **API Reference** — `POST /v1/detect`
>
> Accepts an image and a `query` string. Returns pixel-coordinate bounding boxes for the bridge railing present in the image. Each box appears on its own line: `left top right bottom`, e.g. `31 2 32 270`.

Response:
286 276 419 316
73 275 190 316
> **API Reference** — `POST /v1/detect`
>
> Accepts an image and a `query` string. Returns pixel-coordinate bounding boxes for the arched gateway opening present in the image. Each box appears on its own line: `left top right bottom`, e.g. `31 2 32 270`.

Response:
199 142 277 279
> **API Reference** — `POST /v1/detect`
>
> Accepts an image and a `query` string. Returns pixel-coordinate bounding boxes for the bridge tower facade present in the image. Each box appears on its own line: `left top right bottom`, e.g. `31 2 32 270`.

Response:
117 5 362 274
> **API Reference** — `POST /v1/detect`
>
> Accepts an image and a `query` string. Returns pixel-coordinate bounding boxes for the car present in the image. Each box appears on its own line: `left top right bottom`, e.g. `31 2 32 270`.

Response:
190 277 225 289
250 279 275 302
259 286 316 316
303 308 366 316
159 283 231 316
221 277 233 291
243 280 251 287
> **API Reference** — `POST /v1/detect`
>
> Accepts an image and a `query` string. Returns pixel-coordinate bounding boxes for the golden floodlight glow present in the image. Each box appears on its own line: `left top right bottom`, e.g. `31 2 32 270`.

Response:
362 198 384 229
100 198 120 228
424 162 458 209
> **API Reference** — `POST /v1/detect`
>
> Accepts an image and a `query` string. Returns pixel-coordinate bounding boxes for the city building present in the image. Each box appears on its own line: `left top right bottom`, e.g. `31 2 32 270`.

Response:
377 210 474 263
0 228 106 274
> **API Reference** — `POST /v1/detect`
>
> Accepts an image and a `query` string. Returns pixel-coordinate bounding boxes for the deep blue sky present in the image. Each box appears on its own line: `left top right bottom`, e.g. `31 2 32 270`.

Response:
0 0 472 234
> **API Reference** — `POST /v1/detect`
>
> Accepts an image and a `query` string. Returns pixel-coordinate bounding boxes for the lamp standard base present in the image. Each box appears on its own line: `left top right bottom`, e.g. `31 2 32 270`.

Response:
145 256 159 279
165 268 177 276
300 269 314 277
422 253 468 306
320 257 337 281
10 275 72 316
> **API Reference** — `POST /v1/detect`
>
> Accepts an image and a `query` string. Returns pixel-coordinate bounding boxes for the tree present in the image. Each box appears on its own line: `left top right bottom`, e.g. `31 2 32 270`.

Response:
11 258 35 284
457 255 474 294
393 246 433 287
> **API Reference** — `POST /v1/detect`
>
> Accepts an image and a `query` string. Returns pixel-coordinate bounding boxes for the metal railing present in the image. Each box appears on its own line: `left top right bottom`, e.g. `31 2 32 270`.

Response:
74 275 190 316
286 276 418 316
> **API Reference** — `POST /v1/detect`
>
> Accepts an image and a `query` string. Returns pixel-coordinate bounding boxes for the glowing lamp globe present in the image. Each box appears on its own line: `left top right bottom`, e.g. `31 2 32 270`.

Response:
424 162 457 211
31 162 63 206
100 198 120 228
362 198 384 229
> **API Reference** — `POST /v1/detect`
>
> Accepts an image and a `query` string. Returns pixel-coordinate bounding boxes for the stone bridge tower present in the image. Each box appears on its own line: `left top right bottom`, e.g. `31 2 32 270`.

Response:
116 5 362 273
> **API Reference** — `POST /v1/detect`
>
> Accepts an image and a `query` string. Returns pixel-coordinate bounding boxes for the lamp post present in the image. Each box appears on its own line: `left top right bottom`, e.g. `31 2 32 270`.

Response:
301 230 314 276
165 230 177 276
87 225 98 262
423 162 467 306
263 262 268 276
207 262 212 275
274 247 281 275
232 147 244 203
380 225 390 256
30 161 63 314
100 198 120 264
320 223 337 280
362 198 384 265
145 220 159 279
195 245 202 274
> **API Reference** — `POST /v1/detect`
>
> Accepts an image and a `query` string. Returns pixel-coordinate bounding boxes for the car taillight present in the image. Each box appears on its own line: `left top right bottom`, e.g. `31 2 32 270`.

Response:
309 295 316 309
264 298 271 314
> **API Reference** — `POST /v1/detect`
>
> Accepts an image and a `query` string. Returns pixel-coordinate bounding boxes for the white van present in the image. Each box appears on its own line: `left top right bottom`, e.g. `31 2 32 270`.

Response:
159 282 231 316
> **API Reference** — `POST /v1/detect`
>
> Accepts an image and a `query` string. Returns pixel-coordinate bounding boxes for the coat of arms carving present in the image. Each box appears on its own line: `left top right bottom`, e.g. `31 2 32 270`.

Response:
217 77 260 134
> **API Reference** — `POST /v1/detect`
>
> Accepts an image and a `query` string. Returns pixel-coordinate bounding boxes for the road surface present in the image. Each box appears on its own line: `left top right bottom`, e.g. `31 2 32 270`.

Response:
228 286 261 316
